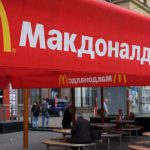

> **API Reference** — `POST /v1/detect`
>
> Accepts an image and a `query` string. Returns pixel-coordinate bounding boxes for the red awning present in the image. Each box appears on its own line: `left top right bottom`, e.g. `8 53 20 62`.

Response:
0 0 150 88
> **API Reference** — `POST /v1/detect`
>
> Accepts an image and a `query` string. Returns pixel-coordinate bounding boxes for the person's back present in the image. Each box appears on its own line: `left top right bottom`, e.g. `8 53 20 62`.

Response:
41 99 49 127
62 106 72 128
71 115 91 144
32 103 40 117
31 101 40 128
41 101 48 113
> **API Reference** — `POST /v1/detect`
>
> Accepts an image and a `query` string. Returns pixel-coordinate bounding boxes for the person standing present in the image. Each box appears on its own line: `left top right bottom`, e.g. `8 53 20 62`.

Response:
62 105 72 129
103 98 109 116
41 98 49 128
31 101 40 128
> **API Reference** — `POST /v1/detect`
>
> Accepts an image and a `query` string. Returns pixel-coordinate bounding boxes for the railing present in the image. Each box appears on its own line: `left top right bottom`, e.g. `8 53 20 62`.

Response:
0 104 32 122
109 0 150 7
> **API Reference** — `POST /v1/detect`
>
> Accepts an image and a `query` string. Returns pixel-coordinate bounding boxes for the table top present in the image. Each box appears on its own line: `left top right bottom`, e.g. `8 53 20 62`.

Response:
136 140 150 145
111 120 134 124
90 123 117 128
53 129 71 134
101 133 122 137
42 138 96 147
128 144 150 150
119 127 142 131
143 132 150 136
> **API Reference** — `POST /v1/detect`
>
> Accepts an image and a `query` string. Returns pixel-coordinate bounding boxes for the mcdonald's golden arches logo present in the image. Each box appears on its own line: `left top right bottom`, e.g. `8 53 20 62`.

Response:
113 74 127 84
59 74 68 86
0 0 11 52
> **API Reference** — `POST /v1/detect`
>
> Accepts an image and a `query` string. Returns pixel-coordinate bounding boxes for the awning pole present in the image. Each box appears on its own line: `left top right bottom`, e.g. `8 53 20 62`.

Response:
101 87 104 123
23 88 29 150
71 88 75 126
126 88 129 116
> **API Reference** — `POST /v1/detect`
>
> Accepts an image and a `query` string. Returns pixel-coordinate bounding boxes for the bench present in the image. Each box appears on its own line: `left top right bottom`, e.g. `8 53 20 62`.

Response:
42 137 96 150
128 144 150 150
136 141 150 147
100 133 122 150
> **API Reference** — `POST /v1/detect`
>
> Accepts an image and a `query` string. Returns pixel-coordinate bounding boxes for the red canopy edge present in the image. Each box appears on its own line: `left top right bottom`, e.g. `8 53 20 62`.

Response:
0 67 149 88
0 0 150 88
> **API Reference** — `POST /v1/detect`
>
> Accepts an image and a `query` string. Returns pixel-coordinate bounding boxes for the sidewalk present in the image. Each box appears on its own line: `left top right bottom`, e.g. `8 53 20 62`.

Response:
34 113 93 128
1 116 150 150
37 116 63 128
0 130 150 150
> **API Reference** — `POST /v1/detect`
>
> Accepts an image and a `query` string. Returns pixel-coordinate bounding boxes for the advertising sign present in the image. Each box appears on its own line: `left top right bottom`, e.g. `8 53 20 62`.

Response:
1 0 150 88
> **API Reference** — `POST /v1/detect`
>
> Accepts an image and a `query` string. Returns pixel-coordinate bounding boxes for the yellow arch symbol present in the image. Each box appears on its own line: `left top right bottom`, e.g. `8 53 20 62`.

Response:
0 0 11 52
113 74 127 84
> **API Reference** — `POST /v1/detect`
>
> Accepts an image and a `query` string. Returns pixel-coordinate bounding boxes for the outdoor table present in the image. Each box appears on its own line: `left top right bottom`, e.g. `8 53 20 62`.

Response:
136 140 150 145
101 133 122 150
53 129 71 135
111 119 134 124
111 120 134 125
119 127 142 142
143 132 150 136
42 138 97 150
110 120 135 128
90 123 117 129
128 144 150 150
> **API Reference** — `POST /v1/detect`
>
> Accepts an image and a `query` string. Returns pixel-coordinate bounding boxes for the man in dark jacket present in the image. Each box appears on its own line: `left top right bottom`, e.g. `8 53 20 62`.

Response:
31 101 40 128
71 113 91 144
62 105 72 129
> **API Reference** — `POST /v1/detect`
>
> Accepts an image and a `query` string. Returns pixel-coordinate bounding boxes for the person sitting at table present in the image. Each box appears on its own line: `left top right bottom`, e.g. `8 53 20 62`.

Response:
97 108 102 116
116 108 124 121
128 112 135 120
70 112 92 150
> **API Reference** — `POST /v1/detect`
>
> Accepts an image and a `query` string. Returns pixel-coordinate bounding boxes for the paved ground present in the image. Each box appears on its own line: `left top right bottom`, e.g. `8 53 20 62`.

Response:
0 130 150 150
34 113 93 128
0 116 150 150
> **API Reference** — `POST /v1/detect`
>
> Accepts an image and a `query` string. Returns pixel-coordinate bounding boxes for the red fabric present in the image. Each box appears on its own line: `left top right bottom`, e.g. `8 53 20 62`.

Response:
0 0 150 88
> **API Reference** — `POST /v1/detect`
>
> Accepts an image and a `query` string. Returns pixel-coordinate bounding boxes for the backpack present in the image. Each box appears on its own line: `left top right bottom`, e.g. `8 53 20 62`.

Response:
41 104 47 112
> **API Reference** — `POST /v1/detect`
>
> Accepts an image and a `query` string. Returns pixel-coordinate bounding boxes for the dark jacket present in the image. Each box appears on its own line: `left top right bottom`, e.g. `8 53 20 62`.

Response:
32 104 40 117
62 107 72 128
71 116 91 143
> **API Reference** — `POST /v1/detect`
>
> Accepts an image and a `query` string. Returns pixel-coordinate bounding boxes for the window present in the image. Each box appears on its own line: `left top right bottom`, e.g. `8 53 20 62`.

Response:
75 87 97 107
